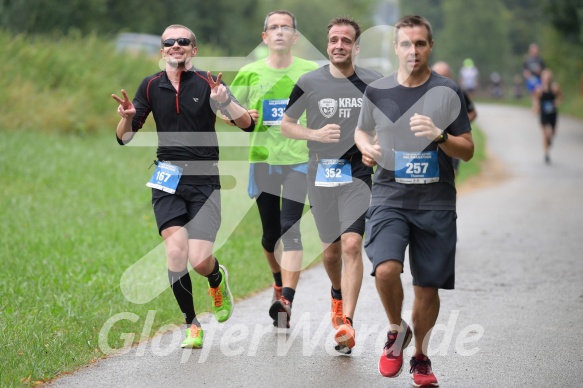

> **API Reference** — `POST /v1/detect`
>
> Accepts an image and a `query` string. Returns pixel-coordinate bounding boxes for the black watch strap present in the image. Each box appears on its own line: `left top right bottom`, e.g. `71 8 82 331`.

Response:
435 130 448 144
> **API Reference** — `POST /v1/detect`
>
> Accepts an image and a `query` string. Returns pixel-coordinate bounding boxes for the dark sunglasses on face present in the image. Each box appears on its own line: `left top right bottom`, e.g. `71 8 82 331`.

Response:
162 38 192 47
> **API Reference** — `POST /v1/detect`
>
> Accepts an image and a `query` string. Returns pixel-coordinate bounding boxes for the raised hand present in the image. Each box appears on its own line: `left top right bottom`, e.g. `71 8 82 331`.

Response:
111 89 136 119
207 71 229 104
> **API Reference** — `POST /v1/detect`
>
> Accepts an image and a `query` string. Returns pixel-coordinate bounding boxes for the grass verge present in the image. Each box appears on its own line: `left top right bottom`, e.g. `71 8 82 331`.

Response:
0 125 326 385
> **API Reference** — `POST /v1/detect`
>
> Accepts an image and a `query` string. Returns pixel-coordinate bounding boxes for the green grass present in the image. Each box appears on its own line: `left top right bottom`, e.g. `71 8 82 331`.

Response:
456 124 486 185
0 128 285 385
0 32 153 135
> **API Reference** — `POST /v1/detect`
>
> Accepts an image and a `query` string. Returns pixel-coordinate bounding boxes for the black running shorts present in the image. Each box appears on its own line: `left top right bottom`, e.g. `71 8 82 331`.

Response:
364 206 457 289
152 183 221 241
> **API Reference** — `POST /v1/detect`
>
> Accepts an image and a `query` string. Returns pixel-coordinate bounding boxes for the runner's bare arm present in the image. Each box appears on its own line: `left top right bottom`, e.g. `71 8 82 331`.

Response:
355 127 381 167
281 114 340 143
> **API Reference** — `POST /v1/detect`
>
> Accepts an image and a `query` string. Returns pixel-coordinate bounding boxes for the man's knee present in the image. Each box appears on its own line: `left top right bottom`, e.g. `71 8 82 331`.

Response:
341 233 363 259
261 233 281 253
323 243 342 264
375 260 403 282
165 243 187 269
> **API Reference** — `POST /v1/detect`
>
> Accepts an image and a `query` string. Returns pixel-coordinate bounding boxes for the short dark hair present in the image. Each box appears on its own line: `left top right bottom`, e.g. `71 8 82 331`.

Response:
327 16 361 43
162 24 197 47
264 10 297 31
394 15 433 44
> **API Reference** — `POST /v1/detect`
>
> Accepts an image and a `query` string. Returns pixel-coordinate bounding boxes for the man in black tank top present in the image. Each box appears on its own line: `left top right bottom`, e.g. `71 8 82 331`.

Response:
533 68 563 164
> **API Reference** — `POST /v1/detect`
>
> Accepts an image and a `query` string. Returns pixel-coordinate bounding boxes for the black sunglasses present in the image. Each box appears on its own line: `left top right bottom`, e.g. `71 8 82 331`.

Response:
162 38 192 47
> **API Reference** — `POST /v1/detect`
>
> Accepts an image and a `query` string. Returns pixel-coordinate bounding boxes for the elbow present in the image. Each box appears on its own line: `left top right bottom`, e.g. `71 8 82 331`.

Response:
240 119 255 133
116 132 133 145
462 145 475 162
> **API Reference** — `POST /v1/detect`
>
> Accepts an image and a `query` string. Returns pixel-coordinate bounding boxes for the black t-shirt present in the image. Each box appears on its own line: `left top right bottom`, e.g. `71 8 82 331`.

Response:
358 71 471 210
285 65 383 161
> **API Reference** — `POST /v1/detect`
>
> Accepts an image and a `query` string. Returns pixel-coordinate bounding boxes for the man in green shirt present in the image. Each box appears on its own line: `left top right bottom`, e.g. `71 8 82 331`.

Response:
229 10 318 328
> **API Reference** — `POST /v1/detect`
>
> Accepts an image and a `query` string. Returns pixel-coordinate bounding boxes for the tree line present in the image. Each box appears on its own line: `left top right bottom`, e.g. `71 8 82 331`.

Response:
399 0 583 95
1 0 581 94
0 0 377 55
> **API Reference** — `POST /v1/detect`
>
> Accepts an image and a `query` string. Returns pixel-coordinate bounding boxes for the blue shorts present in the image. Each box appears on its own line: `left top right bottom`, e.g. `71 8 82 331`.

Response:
364 206 457 289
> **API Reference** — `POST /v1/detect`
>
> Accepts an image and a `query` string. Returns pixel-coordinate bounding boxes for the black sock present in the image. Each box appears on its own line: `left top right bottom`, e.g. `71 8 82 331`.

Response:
345 316 353 326
206 258 222 288
168 269 196 325
282 287 295 303
331 286 342 300
273 271 283 288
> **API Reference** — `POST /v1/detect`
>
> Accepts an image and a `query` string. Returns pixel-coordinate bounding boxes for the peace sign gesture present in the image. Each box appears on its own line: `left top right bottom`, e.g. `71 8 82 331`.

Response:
111 89 136 119
207 71 229 104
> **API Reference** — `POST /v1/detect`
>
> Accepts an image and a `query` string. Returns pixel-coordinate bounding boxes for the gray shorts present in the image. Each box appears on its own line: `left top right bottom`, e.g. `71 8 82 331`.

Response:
308 178 372 243
152 184 221 241
307 156 372 243
364 206 457 289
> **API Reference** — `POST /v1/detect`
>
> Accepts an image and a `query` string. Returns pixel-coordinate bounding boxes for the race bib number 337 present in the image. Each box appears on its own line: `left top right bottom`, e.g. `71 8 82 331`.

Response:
262 99 288 126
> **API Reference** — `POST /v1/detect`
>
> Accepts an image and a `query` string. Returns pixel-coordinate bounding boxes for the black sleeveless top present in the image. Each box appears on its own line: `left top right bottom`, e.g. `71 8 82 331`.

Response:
539 88 557 116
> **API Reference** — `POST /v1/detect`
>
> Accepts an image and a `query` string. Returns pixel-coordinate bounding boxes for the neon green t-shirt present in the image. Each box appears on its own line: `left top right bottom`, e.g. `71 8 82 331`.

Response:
230 57 319 165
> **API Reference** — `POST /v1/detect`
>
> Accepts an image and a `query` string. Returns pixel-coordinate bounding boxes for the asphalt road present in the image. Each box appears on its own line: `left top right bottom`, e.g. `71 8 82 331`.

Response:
49 104 583 387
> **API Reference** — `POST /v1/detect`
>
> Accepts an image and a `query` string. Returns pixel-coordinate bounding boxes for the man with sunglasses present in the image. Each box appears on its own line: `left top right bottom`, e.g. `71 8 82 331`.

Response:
112 24 254 349
229 10 318 329
281 17 383 353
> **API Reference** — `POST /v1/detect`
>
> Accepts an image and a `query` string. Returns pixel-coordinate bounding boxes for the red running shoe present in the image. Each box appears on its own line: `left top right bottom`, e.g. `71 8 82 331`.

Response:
410 354 439 387
378 321 413 377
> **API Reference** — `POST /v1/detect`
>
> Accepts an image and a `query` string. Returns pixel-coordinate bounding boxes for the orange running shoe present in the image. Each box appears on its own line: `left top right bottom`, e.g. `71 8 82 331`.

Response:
330 292 343 329
334 317 355 354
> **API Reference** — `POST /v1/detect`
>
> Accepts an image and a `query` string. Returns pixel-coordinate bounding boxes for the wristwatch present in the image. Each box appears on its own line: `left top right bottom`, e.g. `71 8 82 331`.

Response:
435 130 448 144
